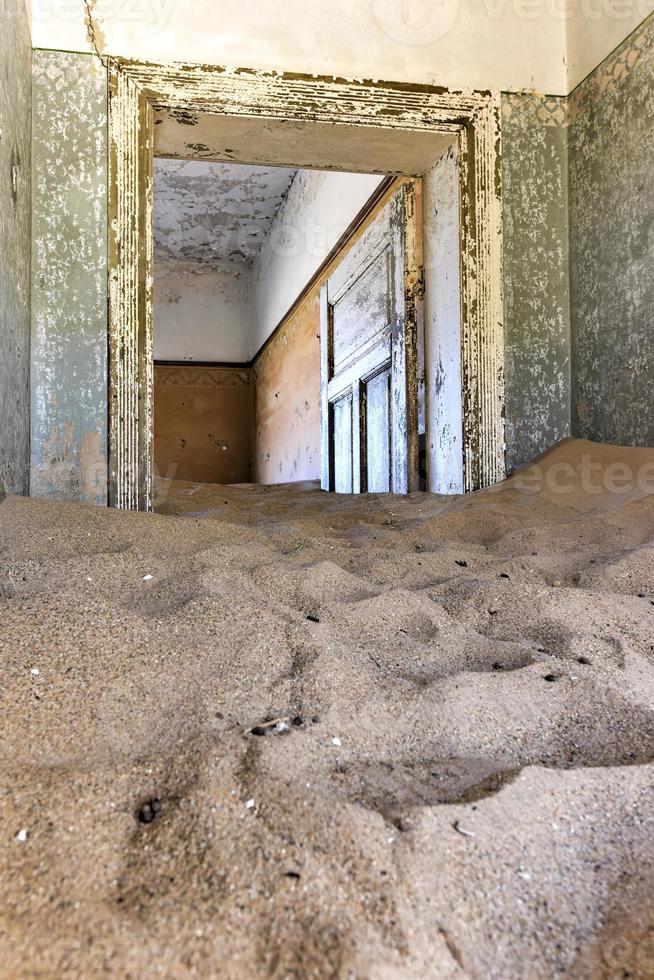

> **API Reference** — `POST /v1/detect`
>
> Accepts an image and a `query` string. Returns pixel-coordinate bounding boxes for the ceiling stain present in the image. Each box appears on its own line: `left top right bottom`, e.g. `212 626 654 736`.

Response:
154 159 297 266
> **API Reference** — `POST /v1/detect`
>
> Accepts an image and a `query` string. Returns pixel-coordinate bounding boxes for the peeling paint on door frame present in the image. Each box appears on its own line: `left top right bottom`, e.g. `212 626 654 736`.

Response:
108 58 505 510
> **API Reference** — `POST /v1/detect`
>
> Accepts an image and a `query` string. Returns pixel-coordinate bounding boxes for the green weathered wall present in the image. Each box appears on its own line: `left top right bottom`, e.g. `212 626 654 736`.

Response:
569 17 654 446
0 0 32 500
502 16 654 469
501 92 571 473
31 50 108 505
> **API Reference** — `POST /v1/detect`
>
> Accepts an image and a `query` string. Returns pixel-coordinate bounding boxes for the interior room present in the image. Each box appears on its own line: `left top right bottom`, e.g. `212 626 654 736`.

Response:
152 159 397 491
147 104 469 509
1 1 653 975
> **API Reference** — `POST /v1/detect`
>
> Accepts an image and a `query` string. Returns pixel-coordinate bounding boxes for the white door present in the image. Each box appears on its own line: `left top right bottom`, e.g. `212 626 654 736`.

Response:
320 181 422 494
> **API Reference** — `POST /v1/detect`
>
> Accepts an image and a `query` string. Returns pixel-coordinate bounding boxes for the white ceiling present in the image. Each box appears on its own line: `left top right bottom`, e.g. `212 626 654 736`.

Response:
154 160 297 266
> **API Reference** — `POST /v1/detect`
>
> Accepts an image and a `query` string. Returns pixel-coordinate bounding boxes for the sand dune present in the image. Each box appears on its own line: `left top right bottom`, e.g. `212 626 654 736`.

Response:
1 439 654 977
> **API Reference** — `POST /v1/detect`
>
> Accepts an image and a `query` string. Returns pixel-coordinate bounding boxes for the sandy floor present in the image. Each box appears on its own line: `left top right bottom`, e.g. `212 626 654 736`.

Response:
1 438 654 977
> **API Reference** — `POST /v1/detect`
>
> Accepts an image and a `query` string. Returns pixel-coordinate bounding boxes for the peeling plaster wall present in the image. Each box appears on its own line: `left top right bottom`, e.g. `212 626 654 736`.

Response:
155 260 251 363
154 159 296 266
30 2 654 96
569 17 654 447
31 51 108 504
251 170 383 357
502 93 571 473
0 0 31 500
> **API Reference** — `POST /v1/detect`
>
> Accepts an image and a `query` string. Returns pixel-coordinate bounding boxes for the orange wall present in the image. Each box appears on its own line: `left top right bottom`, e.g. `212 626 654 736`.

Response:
154 363 252 484
252 289 321 484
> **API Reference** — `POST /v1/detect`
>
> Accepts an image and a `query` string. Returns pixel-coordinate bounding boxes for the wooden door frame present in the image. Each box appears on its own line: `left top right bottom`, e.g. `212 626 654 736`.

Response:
108 57 505 510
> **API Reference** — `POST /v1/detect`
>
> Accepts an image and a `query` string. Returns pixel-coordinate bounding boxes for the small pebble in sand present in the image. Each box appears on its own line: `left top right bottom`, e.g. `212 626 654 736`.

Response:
137 799 162 824
30 668 39 676
245 799 256 810
143 574 154 582
16 829 28 842
332 737 342 747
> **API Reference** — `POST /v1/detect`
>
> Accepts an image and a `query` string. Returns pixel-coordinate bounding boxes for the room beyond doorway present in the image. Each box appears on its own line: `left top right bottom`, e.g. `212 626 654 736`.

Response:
152 159 409 493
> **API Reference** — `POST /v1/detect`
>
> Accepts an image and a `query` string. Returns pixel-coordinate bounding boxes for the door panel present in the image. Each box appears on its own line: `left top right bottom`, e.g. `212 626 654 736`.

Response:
331 247 392 372
333 394 353 494
320 180 421 495
365 368 391 493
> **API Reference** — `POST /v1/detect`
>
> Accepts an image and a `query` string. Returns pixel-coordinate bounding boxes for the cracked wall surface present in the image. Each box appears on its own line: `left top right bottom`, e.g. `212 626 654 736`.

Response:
569 17 654 447
29 0 572 94
0 0 31 500
31 50 108 504
502 93 571 474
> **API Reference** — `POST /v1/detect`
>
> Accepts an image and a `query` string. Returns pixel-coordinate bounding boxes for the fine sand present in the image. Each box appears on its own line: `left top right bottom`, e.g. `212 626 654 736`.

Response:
1 439 654 978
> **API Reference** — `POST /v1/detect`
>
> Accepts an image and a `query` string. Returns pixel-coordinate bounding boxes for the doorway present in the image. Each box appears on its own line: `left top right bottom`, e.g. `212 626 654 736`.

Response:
152 157 420 496
108 60 505 510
